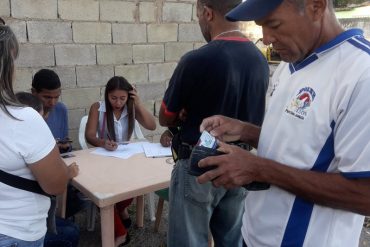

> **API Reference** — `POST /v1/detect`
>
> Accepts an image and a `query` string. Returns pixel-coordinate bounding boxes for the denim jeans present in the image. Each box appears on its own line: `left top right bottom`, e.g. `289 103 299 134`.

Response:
0 233 44 247
168 159 247 247
44 217 79 247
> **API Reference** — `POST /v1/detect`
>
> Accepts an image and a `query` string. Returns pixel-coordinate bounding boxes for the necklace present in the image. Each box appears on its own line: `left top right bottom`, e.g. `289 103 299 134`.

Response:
213 29 243 39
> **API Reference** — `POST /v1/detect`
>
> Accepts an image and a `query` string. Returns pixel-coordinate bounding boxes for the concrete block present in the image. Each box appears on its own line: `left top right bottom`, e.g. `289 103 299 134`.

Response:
55 44 96 66
38 67 77 89
179 24 204 42
135 82 166 101
115 64 148 84
16 44 54 67
97 45 132 65
76 66 114 88
112 24 146 44
0 0 10 16
165 42 193 61
28 21 72 43
149 62 177 82
139 2 156 23
147 24 178 43
133 44 164 63
7 20 27 43
62 87 101 109
194 42 206 49
100 1 136 22
163 2 192 22
154 99 162 117
11 0 57 19
58 0 99 21
68 108 86 130
13 68 33 92
31 67 76 89
73 22 111 44
68 129 80 150
192 4 198 21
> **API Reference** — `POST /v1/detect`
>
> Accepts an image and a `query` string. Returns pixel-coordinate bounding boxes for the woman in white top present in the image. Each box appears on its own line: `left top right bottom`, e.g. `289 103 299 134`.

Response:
85 76 156 246
0 21 69 247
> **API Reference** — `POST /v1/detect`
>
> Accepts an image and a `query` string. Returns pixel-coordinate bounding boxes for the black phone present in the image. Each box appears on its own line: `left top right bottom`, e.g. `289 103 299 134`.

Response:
57 138 72 144
61 153 75 159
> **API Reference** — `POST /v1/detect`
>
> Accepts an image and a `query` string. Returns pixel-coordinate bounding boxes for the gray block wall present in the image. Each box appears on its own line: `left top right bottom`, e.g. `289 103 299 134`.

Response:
3 0 205 148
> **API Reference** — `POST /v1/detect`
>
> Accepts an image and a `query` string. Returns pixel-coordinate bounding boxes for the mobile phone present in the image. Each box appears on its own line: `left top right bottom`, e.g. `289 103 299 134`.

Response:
57 138 73 144
61 153 75 159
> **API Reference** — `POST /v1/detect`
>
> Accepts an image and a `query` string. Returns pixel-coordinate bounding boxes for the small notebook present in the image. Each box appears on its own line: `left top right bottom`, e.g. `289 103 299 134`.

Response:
142 142 172 158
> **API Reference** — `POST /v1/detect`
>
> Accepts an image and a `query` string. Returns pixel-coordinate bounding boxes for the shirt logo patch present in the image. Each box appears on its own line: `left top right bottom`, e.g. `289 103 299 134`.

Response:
285 86 316 120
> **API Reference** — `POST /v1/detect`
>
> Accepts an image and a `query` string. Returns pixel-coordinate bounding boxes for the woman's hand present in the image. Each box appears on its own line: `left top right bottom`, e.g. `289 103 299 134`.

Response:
67 162 79 179
129 87 141 106
104 139 118 151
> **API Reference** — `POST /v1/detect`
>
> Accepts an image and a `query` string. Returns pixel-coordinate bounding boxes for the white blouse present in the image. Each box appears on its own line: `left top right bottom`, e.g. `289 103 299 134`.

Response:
97 101 129 142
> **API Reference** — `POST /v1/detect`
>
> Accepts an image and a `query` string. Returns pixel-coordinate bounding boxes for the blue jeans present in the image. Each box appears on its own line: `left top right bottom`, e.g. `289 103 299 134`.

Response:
0 233 44 247
168 159 247 247
44 217 79 247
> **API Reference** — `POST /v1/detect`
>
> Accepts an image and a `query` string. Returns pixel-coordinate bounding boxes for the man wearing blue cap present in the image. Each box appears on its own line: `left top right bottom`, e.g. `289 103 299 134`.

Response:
197 0 370 246
159 0 269 246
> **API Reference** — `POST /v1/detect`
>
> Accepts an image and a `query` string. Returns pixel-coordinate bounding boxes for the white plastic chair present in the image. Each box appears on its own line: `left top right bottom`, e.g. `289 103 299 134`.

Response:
78 116 156 231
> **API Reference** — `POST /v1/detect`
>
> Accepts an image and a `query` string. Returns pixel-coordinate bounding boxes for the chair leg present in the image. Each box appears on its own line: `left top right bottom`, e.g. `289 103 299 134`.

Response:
154 198 165 232
147 193 156 221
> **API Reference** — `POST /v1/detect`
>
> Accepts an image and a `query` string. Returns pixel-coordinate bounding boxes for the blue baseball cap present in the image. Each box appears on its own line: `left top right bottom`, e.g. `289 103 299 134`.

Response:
226 0 284 22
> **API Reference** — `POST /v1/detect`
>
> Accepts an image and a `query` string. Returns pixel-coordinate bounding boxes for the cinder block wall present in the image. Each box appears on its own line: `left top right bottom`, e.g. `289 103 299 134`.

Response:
2 0 206 149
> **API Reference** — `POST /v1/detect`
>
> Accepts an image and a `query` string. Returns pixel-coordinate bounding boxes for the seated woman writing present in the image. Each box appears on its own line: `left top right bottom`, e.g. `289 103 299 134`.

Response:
85 76 156 246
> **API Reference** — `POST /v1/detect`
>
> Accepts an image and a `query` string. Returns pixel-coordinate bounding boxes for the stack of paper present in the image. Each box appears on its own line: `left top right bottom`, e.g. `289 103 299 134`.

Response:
142 142 172 158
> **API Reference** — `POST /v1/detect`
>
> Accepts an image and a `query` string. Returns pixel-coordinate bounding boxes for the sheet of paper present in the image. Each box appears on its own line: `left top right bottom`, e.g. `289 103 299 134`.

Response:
91 142 147 159
142 142 172 158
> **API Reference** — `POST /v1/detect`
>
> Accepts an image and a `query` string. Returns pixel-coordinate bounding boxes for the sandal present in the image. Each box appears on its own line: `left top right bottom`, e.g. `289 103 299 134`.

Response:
118 233 131 247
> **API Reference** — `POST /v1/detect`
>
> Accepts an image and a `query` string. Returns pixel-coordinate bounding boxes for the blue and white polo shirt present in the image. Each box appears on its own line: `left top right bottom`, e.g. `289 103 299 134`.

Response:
242 29 370 247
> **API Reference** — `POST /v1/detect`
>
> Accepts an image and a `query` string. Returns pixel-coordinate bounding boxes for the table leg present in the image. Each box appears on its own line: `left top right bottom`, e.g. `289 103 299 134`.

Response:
101 204 115 247
55 189 67 218
136 195 144 228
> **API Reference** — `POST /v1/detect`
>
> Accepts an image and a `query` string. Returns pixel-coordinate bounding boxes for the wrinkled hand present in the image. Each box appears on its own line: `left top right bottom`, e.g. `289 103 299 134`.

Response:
104 139 118 151
160 130 173 147
68 162 79 179
197 142 259 189
200 115 245 143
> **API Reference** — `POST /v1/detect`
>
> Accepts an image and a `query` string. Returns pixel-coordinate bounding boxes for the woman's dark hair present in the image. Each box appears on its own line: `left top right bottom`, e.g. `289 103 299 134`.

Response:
16 92 43 113
0 24 20 118
104 76 135 141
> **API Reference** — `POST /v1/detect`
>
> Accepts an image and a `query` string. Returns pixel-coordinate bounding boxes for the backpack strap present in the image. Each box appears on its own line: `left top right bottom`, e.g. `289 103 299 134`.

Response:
0 169 49 197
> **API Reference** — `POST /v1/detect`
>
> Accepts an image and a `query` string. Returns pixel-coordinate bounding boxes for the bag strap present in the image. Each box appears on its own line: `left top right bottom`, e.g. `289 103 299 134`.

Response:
0 169 50 197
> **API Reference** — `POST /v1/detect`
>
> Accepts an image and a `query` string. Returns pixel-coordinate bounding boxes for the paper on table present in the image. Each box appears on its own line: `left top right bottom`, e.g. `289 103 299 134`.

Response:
91 142 147 159
142 142 172 158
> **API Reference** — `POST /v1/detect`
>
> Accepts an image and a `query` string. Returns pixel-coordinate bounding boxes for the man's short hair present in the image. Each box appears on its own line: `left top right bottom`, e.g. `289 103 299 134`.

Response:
32 69 61 92
199 0 242 15
16 92 43 113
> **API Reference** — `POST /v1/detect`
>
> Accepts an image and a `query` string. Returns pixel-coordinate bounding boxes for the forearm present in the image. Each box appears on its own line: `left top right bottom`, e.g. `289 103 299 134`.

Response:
240 122 261 148
86 135 105 148
258 159 370 215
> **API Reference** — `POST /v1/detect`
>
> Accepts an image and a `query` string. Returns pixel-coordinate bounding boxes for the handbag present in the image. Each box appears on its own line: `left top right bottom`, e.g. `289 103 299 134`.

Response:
0 169 57 234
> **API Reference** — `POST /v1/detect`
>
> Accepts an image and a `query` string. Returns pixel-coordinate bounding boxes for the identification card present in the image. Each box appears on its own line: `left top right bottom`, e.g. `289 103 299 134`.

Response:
197 130 217 149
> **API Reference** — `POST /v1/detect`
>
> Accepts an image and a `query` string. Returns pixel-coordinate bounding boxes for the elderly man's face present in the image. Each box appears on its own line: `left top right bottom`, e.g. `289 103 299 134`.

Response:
255 0 323 63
